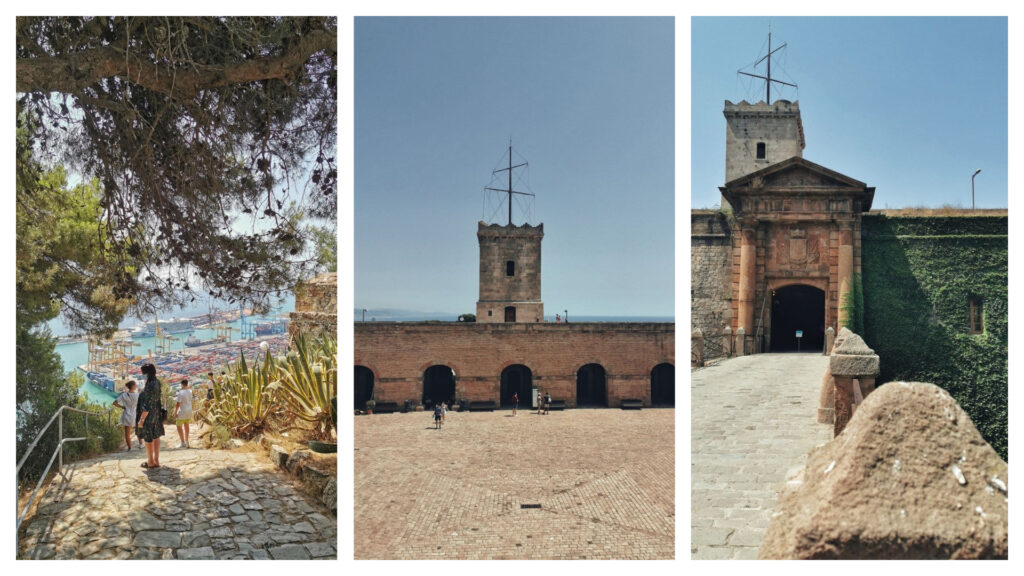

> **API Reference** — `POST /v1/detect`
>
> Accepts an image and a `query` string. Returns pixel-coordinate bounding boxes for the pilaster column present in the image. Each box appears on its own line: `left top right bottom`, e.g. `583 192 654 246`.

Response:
836 223 854 328
737 225 757 341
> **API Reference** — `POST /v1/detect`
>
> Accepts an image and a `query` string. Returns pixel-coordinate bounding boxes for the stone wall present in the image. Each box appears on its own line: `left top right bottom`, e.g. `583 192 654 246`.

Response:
690 210 733 339
723 100 805 185
354 322 674 407
289 272 337 340
476 222 544 323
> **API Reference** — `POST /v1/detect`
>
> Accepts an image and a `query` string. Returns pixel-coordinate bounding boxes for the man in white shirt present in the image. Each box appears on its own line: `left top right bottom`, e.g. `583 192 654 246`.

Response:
175 379 194 448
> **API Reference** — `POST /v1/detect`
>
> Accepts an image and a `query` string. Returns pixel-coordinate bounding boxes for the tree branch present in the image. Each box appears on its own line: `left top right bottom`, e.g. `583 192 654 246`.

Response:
17 29 334 97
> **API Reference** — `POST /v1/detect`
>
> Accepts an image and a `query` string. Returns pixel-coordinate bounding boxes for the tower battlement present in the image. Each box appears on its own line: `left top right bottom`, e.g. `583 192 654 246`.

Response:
476 221 544 323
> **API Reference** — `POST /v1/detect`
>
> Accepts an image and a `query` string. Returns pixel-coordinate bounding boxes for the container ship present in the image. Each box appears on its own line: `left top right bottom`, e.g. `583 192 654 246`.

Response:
131 318 195 337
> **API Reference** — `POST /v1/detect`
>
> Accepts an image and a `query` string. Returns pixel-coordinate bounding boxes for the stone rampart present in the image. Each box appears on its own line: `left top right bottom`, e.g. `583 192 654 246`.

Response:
289 272 337 340
354 322 674 407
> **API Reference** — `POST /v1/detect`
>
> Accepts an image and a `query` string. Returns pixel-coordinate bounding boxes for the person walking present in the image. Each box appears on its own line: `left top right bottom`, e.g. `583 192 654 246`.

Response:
112 381 139 451
544 392 552 415
175 379 194 448
512 392 519 416
433 403 443 429
137 363 165 468
441 401 448 422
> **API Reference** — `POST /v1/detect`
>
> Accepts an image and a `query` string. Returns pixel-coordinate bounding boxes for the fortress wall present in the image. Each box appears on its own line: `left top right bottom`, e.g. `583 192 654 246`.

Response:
354 322 674 407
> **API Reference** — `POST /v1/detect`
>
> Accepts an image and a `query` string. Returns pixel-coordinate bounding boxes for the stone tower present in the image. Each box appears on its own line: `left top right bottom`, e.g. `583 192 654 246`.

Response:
722 99 805 210
476 222 544 323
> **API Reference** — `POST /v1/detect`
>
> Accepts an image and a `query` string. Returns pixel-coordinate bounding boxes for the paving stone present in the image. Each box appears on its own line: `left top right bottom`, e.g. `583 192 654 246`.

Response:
16 424 335 561
355 409 670 559
177 546 216 559
182 530 211 548
269 544 311 560
130 511 165 531
304 541 336 558
207 526 234 538
691 355 832 559
251 549 270 560
134 531 183 548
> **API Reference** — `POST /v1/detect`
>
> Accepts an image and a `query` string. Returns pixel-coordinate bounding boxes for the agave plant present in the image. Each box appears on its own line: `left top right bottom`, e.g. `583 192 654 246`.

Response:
268 334 337 441
200 350 284 439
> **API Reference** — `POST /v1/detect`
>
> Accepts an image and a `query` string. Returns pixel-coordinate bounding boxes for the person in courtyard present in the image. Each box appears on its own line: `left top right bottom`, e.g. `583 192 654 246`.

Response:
512 392 519 416
433 403 443 429
544 392 551 415
137 363 165 468
441 401 448 422
175 379 194 448
537 390 544 414
112 381 138 451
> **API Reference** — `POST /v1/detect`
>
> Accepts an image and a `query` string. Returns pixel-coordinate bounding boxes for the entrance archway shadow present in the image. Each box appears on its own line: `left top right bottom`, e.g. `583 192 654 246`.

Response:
500 364 532 409
576 364 607 407
770 284 825 352
422 365 455 407
355 366 374 411
650 363 674 407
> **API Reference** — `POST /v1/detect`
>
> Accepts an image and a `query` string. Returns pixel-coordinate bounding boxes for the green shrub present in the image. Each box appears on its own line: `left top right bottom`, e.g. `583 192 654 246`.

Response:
268 334 337 441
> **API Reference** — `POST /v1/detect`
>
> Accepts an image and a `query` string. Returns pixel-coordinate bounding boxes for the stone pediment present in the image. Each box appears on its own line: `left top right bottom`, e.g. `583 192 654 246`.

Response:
725 157 866 191
720 157 875 213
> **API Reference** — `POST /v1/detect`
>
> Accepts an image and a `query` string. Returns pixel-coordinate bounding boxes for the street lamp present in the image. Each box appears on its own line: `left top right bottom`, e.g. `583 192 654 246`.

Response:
972 169 982 210
362 308 367 322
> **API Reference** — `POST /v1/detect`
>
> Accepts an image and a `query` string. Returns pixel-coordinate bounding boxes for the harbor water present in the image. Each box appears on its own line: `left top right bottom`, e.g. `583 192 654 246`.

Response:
56 317 287 407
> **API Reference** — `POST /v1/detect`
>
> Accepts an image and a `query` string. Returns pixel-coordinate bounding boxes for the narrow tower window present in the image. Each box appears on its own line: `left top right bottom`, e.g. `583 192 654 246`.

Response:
969 296 983 334
506 260 515 276
756 142 766 159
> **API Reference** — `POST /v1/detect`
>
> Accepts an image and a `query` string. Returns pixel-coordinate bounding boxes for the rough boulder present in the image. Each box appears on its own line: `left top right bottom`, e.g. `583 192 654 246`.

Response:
760 381 1007 559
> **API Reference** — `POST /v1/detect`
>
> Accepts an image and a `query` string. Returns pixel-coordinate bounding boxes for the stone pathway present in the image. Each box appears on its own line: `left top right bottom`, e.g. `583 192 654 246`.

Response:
691 353 832 559
19 427 336 560
355 409 674 559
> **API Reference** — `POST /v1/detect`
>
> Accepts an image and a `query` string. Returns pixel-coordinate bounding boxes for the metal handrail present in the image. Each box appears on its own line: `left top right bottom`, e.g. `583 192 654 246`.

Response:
16 404 113 548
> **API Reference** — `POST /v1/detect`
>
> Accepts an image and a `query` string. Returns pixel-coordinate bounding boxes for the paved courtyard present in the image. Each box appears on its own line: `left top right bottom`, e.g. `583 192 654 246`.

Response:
354 408 674 559
691 354 832 559
19 429 337 560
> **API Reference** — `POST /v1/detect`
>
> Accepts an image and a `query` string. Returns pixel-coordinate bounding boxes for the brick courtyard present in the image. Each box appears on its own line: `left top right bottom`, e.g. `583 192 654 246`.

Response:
354 408 674 559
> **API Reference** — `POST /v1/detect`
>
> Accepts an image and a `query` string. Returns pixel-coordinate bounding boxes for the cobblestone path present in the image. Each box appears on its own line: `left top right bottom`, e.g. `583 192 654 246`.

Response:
355 409 674 559
691 354 831 559
19 431 336 560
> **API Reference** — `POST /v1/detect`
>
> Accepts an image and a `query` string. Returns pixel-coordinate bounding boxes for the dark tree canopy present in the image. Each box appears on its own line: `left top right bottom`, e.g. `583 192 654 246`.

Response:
16 17 337 320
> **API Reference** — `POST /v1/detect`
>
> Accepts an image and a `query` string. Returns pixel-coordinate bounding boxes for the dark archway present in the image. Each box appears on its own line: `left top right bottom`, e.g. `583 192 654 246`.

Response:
770 284 825 352
576 363 607 407
354 365 374 411
500 364 533 408
422 365 456 407
650 363 675 407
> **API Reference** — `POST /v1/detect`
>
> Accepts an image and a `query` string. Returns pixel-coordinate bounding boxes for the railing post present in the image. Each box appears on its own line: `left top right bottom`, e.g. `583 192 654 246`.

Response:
824 326 835 355
735 327 746 357
57 409 63 473
829 328 880 437
692 328 704 367
723 326 733 358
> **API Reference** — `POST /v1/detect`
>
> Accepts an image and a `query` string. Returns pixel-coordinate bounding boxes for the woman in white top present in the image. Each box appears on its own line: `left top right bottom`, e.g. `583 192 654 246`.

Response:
112 381 139 451
175 379 194 448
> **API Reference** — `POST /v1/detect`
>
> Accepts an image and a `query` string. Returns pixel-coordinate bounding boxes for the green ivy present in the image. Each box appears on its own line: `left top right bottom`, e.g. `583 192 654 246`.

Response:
861 214 1007 460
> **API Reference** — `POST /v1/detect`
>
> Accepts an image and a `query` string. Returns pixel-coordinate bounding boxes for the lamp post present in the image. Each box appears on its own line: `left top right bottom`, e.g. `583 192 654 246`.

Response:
362 308 366 322
972 169 982 210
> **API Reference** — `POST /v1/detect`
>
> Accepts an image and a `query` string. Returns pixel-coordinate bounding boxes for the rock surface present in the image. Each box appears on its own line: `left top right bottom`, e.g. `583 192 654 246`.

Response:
760 381 1008 559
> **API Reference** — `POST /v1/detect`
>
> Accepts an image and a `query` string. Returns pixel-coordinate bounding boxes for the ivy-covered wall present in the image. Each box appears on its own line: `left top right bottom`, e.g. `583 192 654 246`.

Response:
861 214 1007 460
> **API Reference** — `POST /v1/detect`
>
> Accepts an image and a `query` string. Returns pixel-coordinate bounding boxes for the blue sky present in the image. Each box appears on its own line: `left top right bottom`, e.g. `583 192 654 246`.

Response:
355 17 674 317
691 17 1008 210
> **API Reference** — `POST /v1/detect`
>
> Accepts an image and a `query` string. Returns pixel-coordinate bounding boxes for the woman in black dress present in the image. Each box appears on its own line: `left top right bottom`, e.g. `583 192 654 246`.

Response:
137 363 165 468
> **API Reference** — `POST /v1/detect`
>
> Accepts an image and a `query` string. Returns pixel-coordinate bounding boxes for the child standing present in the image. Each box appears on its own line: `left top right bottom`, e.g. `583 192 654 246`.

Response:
112 381 139 451
175 379 194 448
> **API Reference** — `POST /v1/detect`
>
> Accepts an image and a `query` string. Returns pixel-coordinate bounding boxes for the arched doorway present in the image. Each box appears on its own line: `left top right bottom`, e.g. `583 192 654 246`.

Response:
770 284 825 352
422 365 456 407
500 364 533 408
354 366 374 411
650 363 675 407
576 364 607 407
